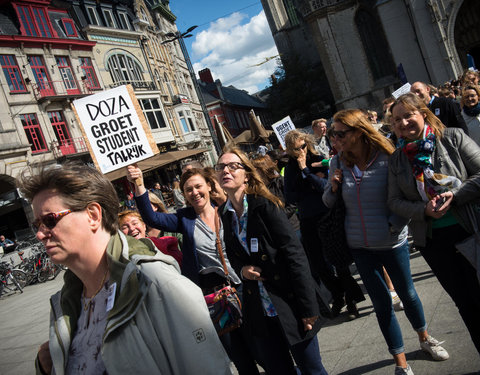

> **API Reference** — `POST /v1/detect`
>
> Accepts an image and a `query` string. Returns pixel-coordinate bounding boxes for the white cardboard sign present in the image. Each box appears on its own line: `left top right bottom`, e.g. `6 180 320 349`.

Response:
392 83 411 99
272 116 296 149
72 85 155 174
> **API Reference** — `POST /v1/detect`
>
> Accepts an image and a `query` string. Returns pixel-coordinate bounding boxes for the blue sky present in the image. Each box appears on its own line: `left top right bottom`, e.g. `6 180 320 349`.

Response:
169 1 279 94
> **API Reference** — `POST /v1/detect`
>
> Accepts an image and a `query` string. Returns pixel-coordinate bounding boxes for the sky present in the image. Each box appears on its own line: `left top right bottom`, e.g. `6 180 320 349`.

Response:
169 1 279 94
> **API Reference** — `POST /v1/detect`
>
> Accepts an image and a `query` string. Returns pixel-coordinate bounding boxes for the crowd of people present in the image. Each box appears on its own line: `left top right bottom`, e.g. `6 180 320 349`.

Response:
17 69 480 375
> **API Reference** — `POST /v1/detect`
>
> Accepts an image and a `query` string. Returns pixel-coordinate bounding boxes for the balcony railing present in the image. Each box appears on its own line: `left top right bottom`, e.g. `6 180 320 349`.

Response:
51 137 89 159
31 80 93 101
109 80 156 91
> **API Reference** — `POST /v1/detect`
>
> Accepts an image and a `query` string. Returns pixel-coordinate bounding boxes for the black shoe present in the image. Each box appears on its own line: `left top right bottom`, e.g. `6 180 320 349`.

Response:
347 302 359 320
331 298 346 317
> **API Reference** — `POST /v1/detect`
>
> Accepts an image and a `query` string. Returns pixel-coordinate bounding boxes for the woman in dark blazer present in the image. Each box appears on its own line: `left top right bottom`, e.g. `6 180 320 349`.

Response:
216 146 330 375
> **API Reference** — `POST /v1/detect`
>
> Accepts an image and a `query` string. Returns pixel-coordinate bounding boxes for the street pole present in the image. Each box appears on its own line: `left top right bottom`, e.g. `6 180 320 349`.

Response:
163 27 221 154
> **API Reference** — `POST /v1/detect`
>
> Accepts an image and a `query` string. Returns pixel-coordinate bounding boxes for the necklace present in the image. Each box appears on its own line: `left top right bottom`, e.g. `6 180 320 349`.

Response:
82 267 109 312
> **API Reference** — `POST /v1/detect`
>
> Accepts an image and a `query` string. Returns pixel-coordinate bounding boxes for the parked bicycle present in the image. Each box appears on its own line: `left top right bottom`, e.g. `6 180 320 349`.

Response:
0 261 27 296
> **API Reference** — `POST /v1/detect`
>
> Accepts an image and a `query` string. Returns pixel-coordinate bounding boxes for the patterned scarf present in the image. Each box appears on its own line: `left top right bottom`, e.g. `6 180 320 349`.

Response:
398 124 461 201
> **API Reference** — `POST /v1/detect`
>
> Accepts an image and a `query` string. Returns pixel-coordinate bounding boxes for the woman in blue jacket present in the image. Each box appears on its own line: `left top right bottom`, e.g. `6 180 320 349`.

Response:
126 165 259 375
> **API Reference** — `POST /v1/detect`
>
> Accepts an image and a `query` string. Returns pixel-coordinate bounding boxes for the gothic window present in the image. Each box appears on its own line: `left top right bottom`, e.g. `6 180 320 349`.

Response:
107 53 144 84
355 9 395 81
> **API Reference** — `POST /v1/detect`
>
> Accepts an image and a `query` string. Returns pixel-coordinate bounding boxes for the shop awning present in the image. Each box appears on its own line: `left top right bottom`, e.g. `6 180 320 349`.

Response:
104 148 209 181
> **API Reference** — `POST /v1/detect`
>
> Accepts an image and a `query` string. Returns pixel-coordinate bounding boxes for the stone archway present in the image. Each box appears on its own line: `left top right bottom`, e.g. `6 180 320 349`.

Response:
454 0 480 69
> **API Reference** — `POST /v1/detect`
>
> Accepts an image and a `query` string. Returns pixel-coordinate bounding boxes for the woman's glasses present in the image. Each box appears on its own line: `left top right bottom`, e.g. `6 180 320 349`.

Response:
214 162 245 172
293 143 308 152
331 129 354 139
32 210 73 232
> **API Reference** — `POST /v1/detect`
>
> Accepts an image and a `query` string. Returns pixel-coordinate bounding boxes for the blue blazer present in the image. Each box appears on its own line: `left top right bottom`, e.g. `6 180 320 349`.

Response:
135 192 200 284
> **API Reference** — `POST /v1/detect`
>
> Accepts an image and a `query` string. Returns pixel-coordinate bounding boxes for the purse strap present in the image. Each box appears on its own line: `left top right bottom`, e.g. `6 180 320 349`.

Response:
214 207 230 279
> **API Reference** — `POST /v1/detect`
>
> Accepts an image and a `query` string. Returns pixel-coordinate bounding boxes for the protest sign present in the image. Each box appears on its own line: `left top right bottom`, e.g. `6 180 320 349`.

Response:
272 116 295 149
392 83 411 99
72 85 159 174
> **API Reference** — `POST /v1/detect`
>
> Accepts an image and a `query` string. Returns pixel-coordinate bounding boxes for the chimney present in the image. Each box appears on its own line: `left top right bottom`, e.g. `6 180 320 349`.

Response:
199 68 214 84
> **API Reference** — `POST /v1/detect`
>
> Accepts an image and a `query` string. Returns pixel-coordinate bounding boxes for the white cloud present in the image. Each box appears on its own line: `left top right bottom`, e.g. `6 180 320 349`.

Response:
191 10 279 94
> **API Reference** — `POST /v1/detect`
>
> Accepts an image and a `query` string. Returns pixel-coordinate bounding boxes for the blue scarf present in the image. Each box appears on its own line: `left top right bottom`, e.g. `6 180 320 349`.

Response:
463 103 480 117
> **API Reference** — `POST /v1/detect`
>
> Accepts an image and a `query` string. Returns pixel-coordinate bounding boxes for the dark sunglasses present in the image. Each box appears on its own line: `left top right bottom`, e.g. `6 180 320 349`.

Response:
32 209 73 232
331 129 354 139
293 143 308 152
214 162 245 172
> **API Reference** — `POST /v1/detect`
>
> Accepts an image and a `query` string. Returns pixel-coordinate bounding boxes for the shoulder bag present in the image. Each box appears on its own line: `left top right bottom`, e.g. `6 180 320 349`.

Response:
318 157 353 268
203 208 243 336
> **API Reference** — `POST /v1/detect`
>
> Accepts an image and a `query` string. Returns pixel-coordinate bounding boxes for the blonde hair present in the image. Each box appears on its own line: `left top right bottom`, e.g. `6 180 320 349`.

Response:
390 93 445 139
219 146 283 208
461 85 480 109
333 109 395 167
147 192 167 213
284 130 318 157
312 118 327 128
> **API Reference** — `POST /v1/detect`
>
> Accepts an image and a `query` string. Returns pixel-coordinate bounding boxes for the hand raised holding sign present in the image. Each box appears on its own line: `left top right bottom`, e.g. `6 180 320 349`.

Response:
126 164 146 196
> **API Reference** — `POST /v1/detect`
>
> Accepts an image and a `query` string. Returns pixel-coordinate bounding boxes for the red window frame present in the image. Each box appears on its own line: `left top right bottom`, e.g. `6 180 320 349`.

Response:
0 55 27 93
79 57 100 89
61 18 77 37
14 4 55 38
20 113 48 153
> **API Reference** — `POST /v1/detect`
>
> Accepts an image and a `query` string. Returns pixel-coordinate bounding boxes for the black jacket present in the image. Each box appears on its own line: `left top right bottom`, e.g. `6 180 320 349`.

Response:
429 96 469 134
219 194 330 346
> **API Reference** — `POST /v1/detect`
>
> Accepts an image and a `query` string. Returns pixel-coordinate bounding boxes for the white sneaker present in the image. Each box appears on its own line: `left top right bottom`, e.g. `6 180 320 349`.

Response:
394 364 414 375
391 291 404 311
420 335 449 361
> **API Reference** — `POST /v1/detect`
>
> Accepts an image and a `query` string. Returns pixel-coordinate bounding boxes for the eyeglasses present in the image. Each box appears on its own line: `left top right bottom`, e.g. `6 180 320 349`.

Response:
331 129 354 139
214 162 245 172
293 143 308 152
32 210 73 232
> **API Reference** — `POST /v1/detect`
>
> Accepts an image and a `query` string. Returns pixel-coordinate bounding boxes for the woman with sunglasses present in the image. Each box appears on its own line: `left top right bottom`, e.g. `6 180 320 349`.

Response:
284 129 364 319
323 109 448 375
216 146 330 375
389 93 480 356
19 162 230 375
126 165 260 375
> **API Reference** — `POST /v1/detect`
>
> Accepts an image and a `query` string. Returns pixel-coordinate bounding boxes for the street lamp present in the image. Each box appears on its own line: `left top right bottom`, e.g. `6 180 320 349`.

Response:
163 26 221 154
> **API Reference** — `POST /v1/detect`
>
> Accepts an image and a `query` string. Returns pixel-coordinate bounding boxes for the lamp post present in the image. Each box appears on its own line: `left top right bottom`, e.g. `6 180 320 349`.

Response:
163 26 221 154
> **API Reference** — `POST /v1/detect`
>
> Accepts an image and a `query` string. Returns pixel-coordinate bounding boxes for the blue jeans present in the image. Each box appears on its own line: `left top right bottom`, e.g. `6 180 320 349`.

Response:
351 241 427 355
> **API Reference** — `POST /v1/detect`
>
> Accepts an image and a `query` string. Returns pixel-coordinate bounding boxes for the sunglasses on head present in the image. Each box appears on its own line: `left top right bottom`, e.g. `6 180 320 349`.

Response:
331 129 354 139
32 209 73 232
294 143 308 152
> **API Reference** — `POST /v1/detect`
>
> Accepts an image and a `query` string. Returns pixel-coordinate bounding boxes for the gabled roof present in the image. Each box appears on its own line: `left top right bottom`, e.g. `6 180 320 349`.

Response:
200 80 266 109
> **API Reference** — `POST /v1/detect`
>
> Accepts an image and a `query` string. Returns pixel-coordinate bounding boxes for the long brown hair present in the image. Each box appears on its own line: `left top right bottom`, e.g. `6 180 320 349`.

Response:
219 146 283 208
251 155 279 185
390 93 445 139
179 168 218 198
333 109 395 167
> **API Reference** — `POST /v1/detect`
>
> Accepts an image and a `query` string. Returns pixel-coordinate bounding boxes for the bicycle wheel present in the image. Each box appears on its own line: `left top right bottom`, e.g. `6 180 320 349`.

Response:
11 270 27 289
10 274 23 293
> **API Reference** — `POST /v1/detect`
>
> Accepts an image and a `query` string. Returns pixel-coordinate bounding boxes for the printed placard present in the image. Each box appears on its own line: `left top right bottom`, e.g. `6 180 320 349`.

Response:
72 85 158 174
391 83 411 99
271 116 295 149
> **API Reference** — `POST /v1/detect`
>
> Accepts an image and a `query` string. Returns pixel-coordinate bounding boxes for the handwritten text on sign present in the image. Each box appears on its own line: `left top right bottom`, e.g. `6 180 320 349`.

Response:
272 116 296 149
73 85 154 174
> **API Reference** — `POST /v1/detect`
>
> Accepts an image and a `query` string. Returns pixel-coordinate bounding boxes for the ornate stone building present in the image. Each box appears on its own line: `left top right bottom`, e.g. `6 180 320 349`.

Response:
262 0 479 110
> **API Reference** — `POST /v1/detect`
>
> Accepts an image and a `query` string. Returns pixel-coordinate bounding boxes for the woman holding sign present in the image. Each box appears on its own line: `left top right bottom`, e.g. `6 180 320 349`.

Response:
126 165 259 375
216 146 330 375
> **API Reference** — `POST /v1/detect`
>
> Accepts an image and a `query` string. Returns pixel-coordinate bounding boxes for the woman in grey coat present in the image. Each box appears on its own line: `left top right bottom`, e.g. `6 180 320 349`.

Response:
388 93 480 356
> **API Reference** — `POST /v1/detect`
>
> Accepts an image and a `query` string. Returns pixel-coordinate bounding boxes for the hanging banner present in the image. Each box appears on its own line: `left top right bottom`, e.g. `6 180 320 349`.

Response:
72 85 159 174
271 116 296 149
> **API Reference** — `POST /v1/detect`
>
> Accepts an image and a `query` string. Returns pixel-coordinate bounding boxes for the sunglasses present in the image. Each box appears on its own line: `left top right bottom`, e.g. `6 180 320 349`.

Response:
32 209 73 232
293 143 308 152
214 162 245 172
331 129 354 139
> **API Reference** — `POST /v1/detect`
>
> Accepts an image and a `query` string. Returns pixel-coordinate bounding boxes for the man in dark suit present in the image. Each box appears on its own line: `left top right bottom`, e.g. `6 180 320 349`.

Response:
410 81 468 134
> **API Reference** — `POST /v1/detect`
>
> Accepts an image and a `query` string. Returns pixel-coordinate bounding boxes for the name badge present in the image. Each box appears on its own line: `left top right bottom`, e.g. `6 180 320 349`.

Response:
435 108 440 116
250 238 259 253
106 282 117 312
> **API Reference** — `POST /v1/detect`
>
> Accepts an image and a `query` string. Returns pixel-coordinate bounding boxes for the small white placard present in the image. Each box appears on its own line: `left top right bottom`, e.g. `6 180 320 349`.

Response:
272 116 296 149
391 83 412 99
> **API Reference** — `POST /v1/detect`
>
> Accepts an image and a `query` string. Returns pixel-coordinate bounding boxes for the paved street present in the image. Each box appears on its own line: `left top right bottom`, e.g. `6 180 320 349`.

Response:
0 251 479 374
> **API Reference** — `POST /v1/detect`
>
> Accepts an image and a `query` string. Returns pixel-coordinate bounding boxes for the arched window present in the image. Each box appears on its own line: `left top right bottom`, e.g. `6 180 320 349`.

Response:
106 52 144 85
355 9 395 81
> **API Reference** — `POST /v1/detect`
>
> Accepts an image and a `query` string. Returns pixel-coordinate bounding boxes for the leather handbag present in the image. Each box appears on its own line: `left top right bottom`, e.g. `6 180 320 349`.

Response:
318 157 353 269
204 208 242 336
455 205 480 283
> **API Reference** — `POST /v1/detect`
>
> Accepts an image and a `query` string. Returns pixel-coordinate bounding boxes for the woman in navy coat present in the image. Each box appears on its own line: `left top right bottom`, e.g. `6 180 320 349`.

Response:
216 146 330 375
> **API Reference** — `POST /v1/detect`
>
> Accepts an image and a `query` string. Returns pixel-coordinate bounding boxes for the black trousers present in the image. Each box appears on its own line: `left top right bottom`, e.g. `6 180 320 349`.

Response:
421 224 480 355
